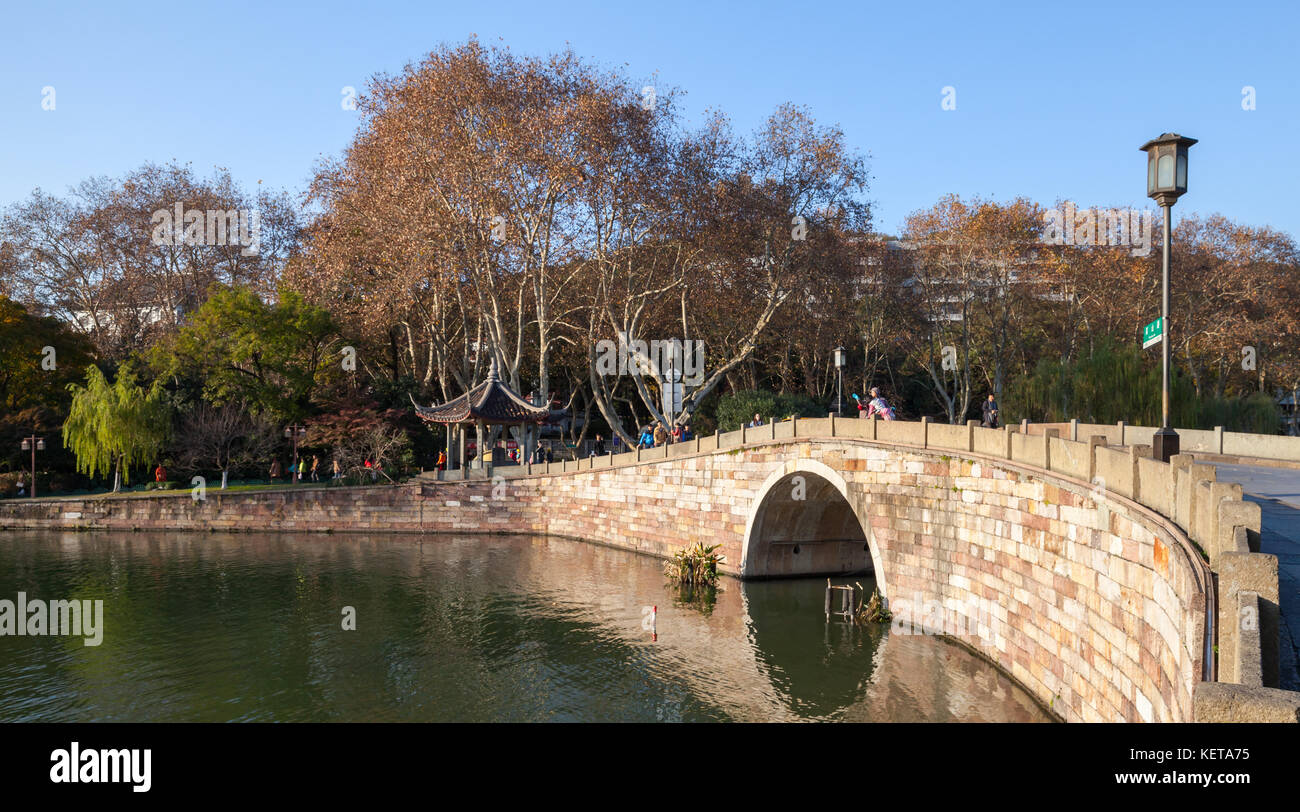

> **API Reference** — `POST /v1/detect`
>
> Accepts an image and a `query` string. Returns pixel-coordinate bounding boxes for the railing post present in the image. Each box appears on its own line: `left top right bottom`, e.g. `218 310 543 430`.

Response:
1215 425 1224 454
966 419 978 452
1070 418 1079 441
829 412 836 437
1088 435 1108 482
1129 444 1144 502
1042 427 1059 470
1117 420 1127 446
921 416 931 448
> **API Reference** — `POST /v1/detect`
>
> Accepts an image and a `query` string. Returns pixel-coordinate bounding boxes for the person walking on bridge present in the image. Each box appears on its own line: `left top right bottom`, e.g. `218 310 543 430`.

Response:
981 394 1000 429
865 388 896 420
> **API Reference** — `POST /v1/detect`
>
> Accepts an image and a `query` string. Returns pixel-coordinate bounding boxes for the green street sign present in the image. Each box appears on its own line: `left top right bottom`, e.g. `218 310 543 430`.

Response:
1142 317 1163 349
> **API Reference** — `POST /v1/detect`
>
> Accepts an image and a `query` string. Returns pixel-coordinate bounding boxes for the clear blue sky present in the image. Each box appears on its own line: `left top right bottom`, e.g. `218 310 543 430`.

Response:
2 0 1296 239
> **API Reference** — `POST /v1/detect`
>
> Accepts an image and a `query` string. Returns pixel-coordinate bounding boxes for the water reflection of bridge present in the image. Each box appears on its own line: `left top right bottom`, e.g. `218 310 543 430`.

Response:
472 534 1049 722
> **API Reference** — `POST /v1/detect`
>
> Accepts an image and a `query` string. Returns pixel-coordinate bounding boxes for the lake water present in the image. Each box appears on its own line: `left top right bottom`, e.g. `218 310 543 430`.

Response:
0 531 1049 722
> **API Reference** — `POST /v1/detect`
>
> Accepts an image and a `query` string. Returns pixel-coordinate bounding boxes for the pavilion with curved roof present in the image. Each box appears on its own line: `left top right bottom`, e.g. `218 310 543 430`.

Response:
412 357 550 470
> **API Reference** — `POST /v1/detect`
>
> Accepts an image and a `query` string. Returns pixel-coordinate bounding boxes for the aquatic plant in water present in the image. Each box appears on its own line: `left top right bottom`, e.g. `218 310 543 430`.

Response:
664 542 725 587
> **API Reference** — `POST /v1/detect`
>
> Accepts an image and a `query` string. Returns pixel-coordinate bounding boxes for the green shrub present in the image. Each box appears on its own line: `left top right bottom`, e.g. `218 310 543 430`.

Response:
715 390 825 432
1004 337 1283 432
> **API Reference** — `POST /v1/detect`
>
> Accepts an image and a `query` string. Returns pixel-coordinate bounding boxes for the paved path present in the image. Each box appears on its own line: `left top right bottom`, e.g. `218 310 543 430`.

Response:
1212 463 1300 691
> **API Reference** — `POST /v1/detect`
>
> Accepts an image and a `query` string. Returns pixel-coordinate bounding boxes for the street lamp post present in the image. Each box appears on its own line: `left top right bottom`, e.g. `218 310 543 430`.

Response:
1139 133 1197 462
666 354 676 428
834 346 847 416
20 436 46 498
283 425 307 483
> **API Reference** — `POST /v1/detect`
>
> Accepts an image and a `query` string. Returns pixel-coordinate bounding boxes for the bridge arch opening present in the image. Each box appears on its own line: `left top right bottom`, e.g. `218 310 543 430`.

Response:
741 461 883 586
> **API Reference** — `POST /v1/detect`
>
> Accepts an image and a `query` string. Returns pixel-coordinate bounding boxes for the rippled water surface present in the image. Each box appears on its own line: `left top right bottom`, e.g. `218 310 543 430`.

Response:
0 532 1049 722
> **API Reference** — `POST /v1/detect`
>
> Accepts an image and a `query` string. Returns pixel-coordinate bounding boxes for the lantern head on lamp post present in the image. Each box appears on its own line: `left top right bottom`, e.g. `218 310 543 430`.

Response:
1141 133 1197 207
1139 133 1196 462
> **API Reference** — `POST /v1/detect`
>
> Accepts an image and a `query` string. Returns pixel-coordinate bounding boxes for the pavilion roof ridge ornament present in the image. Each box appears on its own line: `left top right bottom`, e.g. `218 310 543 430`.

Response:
411 355 550 426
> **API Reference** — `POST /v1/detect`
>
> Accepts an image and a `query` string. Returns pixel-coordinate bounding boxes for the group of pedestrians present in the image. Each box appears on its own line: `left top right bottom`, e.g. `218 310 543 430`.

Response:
268 455 350 484
847 387 1000 427
531 442 555 464
636 421 693 449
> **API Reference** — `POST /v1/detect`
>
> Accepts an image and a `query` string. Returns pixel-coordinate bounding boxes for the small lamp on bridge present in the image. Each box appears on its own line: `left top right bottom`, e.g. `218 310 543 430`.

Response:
833 346 847 416
1139 132 1197 462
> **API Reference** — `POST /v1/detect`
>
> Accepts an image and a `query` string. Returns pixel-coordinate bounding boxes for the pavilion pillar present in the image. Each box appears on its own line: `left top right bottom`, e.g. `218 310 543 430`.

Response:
445 424 452 471
457 425 466 472
476 420 486 470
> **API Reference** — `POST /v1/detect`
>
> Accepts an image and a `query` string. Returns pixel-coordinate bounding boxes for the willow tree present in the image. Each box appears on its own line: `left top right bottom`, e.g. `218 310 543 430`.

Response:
63 364 171 491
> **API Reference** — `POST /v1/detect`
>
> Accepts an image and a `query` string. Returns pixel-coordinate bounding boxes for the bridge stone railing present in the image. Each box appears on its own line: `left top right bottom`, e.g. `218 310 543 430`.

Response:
1023 419 1300 463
